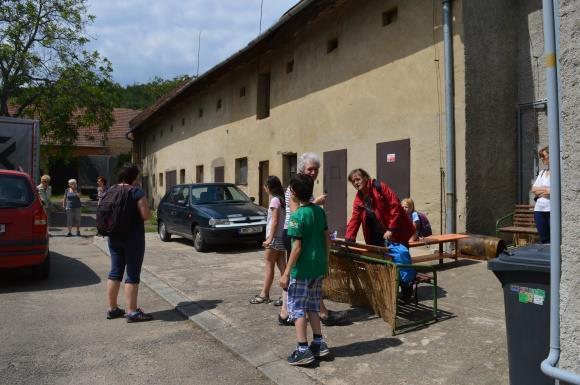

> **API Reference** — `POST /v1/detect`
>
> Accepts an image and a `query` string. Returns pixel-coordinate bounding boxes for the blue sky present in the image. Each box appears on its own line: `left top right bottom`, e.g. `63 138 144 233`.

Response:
86 0 299 86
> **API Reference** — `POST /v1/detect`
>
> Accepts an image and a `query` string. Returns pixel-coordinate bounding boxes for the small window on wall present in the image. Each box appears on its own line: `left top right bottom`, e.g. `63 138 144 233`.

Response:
199 108 204 118
286 60 294 74
327 38 338 53
182 117 185 126
159 172 163 187
196 165 204 183
282 153 297 187
170 123 174 132
239 87 246 97
382 7 398 26
257 73 271 120
179 169 185 184
216 99 222 110
235 157 248 185
153 173 156 187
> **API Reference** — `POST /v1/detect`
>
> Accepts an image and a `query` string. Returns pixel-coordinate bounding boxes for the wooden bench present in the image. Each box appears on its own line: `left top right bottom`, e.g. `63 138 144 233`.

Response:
496 204 538 246
326 240 438 335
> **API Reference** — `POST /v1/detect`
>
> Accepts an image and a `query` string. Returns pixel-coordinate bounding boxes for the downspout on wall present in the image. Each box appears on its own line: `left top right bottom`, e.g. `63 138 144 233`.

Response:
539 0 580 383
442 0 456 234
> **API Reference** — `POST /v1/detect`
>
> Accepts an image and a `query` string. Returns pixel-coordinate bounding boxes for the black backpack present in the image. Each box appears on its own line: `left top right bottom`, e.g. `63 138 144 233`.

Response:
96 185 136 238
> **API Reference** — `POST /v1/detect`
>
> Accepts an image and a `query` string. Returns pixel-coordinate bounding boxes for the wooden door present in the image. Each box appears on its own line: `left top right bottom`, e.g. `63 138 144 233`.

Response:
376 139 410 200
323 149 347 237
165 170 177 190
258 160 269 208
214 166 224 182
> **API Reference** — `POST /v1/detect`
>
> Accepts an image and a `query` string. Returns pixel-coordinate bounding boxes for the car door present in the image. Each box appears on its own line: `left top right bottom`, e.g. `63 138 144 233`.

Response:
161 185 181 232
173 185 191 236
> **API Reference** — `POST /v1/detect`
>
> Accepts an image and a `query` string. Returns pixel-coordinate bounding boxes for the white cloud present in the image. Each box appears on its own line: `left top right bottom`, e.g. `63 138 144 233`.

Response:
86 0 299 85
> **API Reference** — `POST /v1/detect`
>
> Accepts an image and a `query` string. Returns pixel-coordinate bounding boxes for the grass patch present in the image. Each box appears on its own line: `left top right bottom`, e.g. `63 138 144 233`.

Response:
145 211 158 233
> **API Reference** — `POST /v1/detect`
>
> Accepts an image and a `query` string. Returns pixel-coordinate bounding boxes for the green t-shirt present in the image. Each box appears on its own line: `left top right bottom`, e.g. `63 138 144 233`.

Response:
287 203 328 279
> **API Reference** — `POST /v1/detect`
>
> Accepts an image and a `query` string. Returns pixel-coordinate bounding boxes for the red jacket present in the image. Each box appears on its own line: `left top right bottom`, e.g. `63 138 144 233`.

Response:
345 179 414 245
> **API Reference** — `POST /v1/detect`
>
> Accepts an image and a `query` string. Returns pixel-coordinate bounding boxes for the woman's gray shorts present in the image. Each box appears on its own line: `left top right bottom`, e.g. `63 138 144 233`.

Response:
66 208 81 227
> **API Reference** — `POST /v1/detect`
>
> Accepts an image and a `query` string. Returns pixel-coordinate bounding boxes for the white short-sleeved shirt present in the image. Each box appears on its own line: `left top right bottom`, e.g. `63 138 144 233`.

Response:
533 170 550 212
266 196 285 238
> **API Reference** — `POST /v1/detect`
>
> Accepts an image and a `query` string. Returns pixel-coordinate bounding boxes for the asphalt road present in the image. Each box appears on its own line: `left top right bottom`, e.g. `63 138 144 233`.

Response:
0 231 272 385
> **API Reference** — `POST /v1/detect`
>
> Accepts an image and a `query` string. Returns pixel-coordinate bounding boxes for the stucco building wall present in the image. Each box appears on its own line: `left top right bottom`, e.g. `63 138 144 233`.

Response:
559 0 580 372
138 0 468 235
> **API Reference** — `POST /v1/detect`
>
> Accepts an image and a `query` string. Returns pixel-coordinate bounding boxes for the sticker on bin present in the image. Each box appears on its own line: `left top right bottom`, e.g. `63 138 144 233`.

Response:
512 285 545 305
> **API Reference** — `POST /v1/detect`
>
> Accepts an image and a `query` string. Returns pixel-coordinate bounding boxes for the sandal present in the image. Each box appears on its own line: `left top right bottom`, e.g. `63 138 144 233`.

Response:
278 314 294 326
249 294 271 304
272 297 283 306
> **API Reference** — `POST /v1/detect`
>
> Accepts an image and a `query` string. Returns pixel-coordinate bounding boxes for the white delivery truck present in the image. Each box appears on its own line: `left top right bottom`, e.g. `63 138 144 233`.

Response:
0 116 40 183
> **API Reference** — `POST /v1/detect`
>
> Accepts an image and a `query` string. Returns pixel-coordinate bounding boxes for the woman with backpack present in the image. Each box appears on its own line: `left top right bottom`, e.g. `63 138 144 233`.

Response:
401 197 433 242
104 163 153 323
345 169 415 247
344 168 416 301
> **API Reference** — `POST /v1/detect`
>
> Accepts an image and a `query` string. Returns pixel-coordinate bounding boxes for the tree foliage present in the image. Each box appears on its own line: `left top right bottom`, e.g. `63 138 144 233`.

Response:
0 0 115 145
113 75 191 110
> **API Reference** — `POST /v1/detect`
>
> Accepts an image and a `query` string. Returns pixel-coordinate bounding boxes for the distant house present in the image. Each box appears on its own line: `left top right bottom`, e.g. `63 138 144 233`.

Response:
43 108 140 195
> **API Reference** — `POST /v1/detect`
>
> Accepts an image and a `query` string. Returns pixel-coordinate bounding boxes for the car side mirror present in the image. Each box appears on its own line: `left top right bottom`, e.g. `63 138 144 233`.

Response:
250 197 255 202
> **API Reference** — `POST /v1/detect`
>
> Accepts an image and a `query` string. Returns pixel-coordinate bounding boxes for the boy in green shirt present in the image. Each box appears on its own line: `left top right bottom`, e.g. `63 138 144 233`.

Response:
280 174 330 366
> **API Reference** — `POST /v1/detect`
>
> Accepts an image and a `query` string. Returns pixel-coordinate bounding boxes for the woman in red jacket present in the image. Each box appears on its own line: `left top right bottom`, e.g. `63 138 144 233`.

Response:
344 168 415 247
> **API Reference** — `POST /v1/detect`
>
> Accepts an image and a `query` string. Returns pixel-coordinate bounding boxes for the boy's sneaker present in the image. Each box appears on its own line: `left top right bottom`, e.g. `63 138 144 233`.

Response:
309 341 330 358
106 307 125 319
126 308 154 323
287 348 315 366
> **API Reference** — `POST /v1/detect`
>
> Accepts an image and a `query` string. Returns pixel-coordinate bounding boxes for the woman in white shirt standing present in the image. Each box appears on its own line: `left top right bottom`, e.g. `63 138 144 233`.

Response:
532 146 550 243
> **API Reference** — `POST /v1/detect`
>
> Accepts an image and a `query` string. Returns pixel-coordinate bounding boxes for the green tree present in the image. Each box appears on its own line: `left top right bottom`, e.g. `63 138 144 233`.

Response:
116 75 191 110
0 0 116 145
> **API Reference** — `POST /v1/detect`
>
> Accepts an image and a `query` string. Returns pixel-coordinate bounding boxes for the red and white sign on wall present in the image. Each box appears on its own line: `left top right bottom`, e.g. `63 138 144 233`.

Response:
387 153 396 163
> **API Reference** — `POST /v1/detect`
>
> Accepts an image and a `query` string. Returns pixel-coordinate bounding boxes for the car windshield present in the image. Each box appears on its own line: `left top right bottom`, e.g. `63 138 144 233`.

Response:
191 185 250 204
0 175 34 208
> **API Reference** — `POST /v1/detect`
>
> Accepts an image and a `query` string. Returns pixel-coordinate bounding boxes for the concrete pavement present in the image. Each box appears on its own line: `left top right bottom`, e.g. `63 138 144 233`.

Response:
93 229 509 385
0 226 273 385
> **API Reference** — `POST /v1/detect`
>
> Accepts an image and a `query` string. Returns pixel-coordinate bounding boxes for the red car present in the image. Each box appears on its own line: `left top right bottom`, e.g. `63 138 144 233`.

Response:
0 170 49 279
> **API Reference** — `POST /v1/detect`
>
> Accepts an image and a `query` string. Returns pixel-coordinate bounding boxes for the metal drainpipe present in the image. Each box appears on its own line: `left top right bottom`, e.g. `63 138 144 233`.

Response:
539 0 580 383
442 0 456 234
516 100 547 204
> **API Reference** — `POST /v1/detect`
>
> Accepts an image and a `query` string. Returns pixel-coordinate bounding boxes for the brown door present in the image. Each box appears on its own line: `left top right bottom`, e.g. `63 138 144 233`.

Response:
165 170 177 190
376 139 410 200
214 166 224 182
323 149 347 237
258 160 269 208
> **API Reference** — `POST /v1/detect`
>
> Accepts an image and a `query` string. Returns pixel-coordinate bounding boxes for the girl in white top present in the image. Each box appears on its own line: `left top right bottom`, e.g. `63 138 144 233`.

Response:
250 176 287 304
532 146 550 243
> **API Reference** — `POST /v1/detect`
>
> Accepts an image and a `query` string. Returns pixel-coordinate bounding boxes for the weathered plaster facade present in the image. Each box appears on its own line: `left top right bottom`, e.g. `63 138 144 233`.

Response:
559 0 580 373
131 0 555 237
134 0 469 235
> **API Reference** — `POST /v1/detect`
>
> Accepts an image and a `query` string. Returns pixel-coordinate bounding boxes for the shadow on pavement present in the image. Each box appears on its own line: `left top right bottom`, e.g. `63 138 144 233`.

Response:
170 237 262 254
0 252 101 293
48 211 96 229
177 300 223 315
330 337 402 358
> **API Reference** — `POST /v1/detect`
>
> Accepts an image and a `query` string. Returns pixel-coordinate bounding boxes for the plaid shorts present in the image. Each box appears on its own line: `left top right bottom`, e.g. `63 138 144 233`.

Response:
287 277 323 320
269 236 286 251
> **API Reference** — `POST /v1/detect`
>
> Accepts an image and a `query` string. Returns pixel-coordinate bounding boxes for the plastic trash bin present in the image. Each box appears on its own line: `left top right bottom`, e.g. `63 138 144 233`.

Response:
488 244 553 385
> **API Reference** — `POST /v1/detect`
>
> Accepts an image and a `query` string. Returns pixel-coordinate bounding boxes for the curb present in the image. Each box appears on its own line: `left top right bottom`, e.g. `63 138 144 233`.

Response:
93 237 317 385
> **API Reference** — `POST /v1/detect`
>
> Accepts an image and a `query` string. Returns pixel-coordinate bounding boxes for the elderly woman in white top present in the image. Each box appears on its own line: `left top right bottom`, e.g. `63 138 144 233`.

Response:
279 152 345 326
532 146 550 243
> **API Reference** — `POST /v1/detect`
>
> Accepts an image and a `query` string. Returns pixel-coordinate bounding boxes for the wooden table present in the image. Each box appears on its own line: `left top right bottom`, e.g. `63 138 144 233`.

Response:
409 234 470 264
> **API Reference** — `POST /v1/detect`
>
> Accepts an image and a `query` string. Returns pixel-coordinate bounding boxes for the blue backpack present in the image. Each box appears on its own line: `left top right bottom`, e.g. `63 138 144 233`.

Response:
386 242 416 284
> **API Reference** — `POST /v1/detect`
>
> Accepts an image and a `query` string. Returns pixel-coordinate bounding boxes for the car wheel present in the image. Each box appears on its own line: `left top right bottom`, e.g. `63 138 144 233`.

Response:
158 221 171 242
192 226 208 252
32 252 50 280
